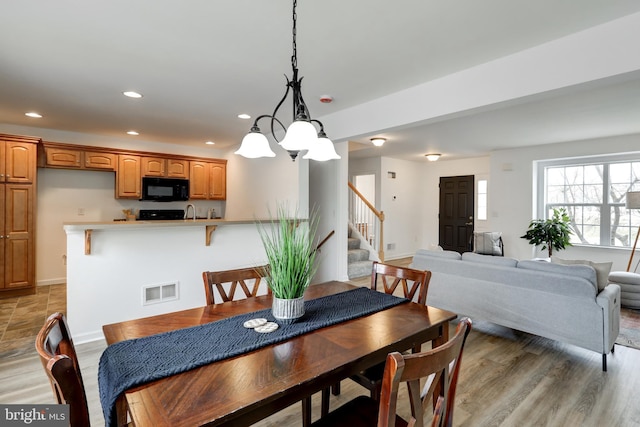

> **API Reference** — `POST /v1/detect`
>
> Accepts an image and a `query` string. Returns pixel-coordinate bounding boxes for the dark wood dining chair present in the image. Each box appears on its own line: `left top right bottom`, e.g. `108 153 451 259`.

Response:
202 265 318 426
36 312 91 427
202 265 270 304
36 312 132 426
311 317 472 427
330 262 432 404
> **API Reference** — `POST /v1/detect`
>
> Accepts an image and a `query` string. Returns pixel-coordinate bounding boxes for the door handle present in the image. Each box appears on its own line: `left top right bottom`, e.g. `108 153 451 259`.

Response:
465 216 473 226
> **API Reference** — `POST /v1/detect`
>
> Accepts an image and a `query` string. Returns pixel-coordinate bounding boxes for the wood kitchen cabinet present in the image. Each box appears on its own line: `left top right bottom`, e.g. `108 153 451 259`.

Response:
116 155 141 199
142 157 189 178
85 151 116 170
37 140 225 200
41 144 116 171
1 139 36 183
1 185 34 291
189 160 226 200
0 134 38 298
43 146 82 169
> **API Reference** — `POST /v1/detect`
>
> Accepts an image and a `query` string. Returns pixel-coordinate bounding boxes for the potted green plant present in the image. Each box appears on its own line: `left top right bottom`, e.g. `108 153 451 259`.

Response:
521 207 573 257
256 204 319 323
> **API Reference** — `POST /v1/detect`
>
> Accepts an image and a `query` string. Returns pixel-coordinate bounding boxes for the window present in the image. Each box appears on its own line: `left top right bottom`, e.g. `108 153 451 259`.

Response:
539 155 640 247
477 179 488 221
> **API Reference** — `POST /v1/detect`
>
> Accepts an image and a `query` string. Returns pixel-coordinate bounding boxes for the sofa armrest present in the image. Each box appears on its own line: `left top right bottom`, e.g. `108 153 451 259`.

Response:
597 284 621 352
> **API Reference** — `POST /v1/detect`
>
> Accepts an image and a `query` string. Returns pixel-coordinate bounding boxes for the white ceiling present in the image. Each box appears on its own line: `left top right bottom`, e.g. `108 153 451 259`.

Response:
2 0 640 160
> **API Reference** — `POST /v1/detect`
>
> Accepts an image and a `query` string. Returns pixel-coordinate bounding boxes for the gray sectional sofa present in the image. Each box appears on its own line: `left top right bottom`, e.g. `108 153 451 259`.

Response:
410 249 621 370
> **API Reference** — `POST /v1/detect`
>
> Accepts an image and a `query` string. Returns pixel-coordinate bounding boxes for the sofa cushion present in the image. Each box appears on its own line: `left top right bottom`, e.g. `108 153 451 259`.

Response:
517 259 598 291
461 252 518 268
551 257 612 292
473 231 503 256
414 249 461 260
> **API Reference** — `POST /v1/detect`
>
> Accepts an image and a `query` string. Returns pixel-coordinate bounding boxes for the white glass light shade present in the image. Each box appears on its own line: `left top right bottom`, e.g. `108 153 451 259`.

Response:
235 132 276 158
303 135 341 161
370 138 386 147
425 154 441 161
279 120 317 151
626 191 640 209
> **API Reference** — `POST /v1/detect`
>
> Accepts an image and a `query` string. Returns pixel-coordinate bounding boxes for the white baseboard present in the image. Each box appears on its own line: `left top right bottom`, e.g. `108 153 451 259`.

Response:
37 278 66 286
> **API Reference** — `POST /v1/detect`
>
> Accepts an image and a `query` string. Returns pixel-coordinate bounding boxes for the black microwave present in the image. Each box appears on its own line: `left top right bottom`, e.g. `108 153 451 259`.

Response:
141 177 189 201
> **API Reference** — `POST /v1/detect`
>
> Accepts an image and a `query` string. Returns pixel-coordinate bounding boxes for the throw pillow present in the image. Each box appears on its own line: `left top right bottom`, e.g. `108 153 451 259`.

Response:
551 257 613 292
473 231 503 256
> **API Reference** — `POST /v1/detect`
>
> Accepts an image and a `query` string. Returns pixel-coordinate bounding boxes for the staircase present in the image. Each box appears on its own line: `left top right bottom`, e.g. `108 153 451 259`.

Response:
348 229 373 279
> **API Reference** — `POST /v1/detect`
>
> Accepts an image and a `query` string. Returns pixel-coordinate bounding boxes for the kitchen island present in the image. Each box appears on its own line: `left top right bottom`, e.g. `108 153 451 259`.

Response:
64 218 272 342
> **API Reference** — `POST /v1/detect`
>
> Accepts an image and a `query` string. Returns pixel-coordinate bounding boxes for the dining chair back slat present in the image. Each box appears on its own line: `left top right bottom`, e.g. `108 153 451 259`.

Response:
370 261 431 305
202 265 270 304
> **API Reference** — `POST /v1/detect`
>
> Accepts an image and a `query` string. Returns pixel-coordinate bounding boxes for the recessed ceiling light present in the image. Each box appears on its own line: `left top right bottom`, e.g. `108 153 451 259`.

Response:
25 112 42 118
370 138 386 147
425 153 441 161
123 91 143 99
238 114 251 119
127 131 139 136
205 141 215 145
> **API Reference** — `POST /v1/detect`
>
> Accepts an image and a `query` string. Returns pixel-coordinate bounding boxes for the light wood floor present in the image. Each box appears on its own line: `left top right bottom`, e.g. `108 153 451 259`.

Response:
3 261 640 426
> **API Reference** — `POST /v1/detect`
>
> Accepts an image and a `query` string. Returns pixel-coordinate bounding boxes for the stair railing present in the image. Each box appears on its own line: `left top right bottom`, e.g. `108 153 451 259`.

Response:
348 182 385 261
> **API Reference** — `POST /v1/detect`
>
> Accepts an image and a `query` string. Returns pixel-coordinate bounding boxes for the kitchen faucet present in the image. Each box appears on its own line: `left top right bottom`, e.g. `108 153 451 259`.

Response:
184 204 196 220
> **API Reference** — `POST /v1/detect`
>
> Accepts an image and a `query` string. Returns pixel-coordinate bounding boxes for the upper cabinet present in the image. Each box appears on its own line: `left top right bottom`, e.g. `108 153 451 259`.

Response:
85 151 117 170
142 157 189 179
189 160 226 200
1 140 37 183
116 155 142 199
38 141 226 200
40 143 116 171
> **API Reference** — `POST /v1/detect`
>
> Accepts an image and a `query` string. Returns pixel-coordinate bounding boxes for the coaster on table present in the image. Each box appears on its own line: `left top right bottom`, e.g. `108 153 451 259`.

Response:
243 318 268 329
254 322 279 333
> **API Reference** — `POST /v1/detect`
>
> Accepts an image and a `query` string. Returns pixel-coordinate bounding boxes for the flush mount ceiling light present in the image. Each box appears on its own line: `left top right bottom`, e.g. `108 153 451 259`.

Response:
127 131 139 136
205 141 215 145
25 112 42 118
235 0 340 162
370 138 386 147
425 153 441 161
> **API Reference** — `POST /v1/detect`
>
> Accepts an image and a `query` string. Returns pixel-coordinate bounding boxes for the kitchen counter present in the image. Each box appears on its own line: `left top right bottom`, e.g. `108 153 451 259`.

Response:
63 218 268 254
63 218 257 231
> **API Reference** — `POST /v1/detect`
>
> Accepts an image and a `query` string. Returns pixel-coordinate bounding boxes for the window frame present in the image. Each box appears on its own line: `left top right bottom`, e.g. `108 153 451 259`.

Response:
537 153 640 248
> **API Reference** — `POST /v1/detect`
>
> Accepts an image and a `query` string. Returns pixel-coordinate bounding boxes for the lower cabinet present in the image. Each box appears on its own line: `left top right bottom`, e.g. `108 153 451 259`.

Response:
1 184 34 293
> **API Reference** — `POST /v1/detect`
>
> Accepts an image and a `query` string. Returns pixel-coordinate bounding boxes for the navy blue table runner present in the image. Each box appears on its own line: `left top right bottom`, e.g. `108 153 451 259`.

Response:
98 287 408 427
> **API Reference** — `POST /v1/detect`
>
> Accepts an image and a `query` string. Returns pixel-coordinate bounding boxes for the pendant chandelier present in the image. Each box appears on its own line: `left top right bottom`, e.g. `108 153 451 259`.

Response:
234 0 341 162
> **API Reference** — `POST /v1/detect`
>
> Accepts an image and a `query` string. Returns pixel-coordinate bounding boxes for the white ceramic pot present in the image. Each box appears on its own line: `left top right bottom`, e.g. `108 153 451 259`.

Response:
272 296 305 324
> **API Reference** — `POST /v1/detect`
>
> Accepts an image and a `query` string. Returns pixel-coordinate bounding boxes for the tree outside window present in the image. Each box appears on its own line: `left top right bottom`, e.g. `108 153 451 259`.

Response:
543 159 640 248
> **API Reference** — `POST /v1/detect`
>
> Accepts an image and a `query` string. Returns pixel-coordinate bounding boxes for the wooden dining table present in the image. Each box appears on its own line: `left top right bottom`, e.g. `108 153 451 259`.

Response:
102 281 457 427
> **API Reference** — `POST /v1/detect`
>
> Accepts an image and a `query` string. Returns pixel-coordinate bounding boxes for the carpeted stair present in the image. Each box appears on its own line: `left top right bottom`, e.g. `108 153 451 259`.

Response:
348 231 373 279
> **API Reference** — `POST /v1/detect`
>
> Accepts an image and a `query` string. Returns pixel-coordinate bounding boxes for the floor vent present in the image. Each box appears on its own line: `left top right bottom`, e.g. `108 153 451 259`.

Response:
143 282 179 305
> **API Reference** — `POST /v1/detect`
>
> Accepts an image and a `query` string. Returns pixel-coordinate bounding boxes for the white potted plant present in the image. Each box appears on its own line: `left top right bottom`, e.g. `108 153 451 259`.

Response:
256 204 319 323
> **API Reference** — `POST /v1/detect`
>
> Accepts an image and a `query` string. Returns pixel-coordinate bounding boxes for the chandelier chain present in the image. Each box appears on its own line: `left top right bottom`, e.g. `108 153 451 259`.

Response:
291 0 297 70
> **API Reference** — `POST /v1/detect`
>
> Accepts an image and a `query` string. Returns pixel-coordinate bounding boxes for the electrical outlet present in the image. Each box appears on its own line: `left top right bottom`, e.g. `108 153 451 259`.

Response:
77 208 85 216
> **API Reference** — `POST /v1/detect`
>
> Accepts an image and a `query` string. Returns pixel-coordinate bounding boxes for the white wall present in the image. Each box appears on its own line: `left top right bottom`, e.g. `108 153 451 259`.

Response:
420 156 491 250
379 157 424 259
491 133 640 270
65 223 270 342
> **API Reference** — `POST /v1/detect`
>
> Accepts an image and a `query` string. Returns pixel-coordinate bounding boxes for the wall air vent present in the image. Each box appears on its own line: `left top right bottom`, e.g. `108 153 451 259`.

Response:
142 282 179 305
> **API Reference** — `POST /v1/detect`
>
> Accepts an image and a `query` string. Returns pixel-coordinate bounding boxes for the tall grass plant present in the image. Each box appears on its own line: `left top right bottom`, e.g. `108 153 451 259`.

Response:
257 204 319 299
